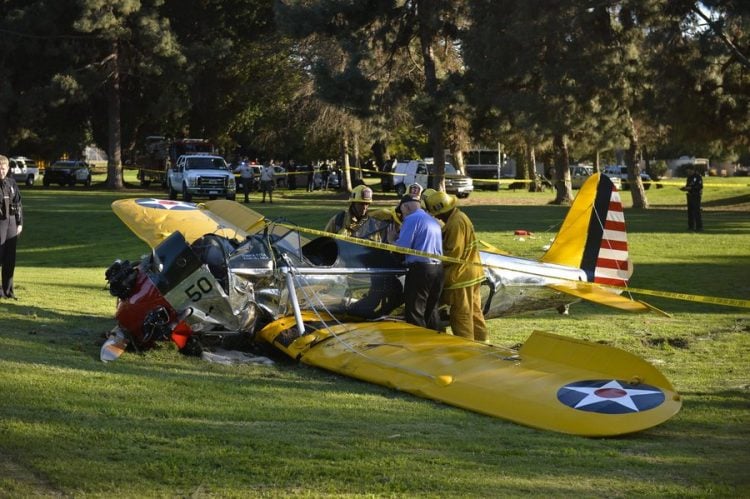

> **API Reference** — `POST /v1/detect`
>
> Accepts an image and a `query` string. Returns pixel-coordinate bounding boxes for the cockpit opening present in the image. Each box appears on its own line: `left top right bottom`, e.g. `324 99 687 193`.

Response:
302 237 339 266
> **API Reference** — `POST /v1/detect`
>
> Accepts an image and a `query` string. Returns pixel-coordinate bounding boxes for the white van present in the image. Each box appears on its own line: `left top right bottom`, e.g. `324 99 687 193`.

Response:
393 159 473 198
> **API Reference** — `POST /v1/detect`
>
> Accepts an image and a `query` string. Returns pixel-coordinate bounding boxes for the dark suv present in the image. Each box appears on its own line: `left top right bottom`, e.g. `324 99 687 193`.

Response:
44 160 92 187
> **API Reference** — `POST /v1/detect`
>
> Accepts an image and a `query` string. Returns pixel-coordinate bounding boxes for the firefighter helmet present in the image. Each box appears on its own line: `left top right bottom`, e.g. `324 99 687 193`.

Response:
350 185 373 203
421 188 437 201
425 190 457 215
420 188 437 209
407 183 424 199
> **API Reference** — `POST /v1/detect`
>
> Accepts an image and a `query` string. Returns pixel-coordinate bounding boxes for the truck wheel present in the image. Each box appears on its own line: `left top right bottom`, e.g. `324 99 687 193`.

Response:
26 175 35 186
140 179 151 187
226 194 236 201
182 184 192 202
84 176 92 187
395 183 406 197
43 176 50 187
168 183 177 200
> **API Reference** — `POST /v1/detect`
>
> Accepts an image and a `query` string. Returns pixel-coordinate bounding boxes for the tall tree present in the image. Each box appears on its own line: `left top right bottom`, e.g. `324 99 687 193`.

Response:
275 0 468 192
648 1 750 157
0 0 92 157
464 0 612 204
71 0 185 188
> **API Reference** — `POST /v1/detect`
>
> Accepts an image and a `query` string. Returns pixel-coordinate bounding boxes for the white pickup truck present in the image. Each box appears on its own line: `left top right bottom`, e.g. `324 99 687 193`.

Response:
393 159 474 198
10 156 39 186
167 154 236 202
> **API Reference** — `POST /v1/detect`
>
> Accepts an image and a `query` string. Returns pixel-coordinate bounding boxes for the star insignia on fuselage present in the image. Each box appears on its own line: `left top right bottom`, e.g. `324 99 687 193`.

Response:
557 379 665 414
136 198 196 211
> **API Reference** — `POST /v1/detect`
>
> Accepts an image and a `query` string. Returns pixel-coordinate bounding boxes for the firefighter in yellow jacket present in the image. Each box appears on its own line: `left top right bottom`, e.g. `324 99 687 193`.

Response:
325 184 398 317
425 191 488 342
324 185 385 240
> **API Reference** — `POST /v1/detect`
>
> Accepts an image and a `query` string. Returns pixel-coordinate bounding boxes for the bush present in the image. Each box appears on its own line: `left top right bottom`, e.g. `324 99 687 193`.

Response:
648 160 668 180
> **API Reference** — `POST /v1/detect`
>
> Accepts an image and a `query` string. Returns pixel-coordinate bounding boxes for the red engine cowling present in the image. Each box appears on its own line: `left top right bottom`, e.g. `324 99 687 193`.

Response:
115 270 193 349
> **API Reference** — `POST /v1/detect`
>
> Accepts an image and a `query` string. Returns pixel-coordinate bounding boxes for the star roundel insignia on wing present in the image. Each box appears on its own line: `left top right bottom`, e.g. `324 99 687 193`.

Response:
557 379 665 414
135 198 197 211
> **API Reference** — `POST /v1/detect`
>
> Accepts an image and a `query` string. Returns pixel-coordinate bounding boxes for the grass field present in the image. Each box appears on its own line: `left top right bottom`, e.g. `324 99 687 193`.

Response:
1 173 748 497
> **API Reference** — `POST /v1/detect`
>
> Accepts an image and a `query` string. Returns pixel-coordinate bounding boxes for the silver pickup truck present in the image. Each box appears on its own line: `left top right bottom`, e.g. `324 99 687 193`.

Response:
167 154 236 202
10 156 39 186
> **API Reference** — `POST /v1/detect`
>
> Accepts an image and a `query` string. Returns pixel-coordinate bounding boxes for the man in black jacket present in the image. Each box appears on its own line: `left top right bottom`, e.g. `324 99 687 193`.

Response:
681 165 703 231
0 155 23 299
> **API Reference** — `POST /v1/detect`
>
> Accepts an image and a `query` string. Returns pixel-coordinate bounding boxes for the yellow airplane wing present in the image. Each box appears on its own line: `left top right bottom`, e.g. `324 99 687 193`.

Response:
258 316 681 437
112 198 251 248
203 199 310 244
548 282 670 316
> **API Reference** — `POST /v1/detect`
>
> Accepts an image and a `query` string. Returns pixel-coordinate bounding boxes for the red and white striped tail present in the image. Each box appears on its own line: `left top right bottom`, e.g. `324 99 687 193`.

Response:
593 189 632 287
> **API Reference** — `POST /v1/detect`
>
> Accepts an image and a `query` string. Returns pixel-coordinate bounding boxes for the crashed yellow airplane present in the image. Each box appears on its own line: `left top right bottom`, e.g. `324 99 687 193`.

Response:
102 173 681 436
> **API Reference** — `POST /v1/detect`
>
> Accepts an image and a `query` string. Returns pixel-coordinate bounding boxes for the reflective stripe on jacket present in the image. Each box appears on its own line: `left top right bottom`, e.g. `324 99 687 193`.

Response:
442 208 484 290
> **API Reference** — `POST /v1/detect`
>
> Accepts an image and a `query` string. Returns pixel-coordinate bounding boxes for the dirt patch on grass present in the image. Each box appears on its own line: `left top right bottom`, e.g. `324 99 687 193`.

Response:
0 453 64 497
642 337 691 349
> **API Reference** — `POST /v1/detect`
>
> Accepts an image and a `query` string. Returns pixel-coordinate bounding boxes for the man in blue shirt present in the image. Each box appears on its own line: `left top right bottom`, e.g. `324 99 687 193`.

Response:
394 195 443 329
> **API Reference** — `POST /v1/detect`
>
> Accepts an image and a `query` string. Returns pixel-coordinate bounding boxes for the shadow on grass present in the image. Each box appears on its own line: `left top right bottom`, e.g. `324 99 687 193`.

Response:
2 300 748 494
703 193 750 208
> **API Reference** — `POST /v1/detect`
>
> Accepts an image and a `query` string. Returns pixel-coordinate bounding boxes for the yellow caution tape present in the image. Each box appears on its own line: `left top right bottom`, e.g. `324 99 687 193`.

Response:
269 219 750 310
597 284 750 308
274 220 468 266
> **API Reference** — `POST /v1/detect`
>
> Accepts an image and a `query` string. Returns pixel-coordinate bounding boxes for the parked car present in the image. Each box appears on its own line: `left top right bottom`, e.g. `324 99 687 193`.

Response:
273 165 287 188
603 165 651 190
9 156 39 186
393 159 474 198
232 163 260 192
43 160 92 187
568 165 622 190
326 168 341 189
167 154 236 201
380 159 397 192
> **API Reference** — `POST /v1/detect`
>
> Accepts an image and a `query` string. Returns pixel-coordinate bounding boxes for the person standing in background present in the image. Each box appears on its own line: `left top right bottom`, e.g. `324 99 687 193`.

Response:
234 160 255 203
681 165 703 231
260 161 275 203
0 155 23 299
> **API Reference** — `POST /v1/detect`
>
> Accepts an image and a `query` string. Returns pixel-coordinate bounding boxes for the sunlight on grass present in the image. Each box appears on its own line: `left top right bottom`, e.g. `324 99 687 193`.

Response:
0 181 748 496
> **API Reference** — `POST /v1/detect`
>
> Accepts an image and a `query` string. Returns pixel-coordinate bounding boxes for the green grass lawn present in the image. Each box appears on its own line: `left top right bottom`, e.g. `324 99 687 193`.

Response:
1 173 748 496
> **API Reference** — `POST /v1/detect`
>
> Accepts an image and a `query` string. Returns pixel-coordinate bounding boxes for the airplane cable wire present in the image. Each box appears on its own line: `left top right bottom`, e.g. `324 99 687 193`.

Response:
286 264 461 381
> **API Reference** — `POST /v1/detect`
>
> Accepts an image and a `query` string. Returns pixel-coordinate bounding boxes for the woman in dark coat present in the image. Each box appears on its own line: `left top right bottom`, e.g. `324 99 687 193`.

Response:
0 155 23 299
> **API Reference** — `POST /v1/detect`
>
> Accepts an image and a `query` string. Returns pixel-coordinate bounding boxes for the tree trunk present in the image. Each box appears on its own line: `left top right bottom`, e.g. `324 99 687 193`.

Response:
595 150 601 173
341 132 352 192
451 147 465 174
371 140 389 169
525 143 541 192
105 41 124 189
352 132 361 184
552 134 573 204
626 115 649 209
0 113 8 152
417 0 445 191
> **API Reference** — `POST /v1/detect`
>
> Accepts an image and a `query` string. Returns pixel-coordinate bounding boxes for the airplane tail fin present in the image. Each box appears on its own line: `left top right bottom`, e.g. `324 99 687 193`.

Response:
541 174 632 287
